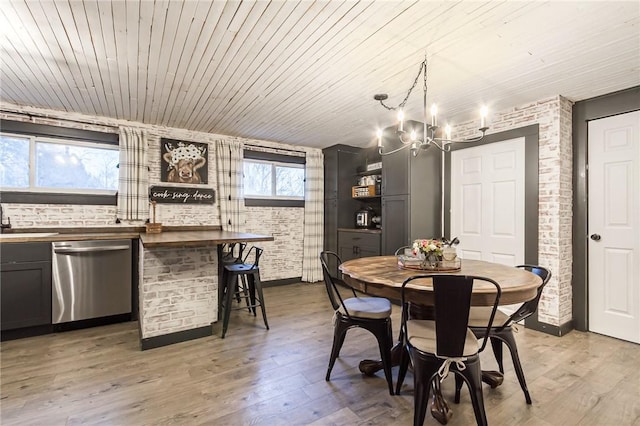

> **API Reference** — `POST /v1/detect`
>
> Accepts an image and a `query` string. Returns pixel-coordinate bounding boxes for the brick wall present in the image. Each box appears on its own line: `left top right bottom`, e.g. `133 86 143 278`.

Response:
0 102 315 281
139 242 217 338
453 95 573 328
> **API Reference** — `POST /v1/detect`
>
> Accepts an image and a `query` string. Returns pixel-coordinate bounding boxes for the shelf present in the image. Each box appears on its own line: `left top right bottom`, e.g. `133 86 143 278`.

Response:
356 168 382 176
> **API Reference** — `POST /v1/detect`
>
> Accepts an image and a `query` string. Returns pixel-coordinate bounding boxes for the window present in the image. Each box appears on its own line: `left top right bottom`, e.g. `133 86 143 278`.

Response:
243 150 306 207
0 133 119 193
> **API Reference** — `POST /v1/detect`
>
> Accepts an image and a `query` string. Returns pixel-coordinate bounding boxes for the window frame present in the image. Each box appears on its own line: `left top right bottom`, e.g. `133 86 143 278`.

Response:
243 150 306 208
0 120 118 205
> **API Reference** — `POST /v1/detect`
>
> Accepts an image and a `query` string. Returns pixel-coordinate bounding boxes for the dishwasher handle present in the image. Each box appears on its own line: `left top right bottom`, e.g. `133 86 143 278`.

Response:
54 245 130 254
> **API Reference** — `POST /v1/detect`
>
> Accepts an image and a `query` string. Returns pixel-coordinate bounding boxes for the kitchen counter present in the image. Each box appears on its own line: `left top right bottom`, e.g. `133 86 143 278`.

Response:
139 230 273 248
0 232 141 244
337 227 382 234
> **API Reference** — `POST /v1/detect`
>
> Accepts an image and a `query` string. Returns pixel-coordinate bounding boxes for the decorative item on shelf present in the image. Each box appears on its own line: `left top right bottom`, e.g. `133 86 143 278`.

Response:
145 201 163 234
373 56 489 157
352 185 378 198
366 161 382 171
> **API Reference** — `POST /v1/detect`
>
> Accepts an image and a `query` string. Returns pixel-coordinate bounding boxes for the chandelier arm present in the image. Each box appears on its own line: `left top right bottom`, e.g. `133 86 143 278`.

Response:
378 143 416 156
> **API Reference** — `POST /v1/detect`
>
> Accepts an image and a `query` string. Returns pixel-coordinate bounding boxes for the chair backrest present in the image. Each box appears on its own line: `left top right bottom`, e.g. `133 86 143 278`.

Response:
506 265 552 325
222 242 247 263
401 274 501 357
241 246 263 269
394 245 413 256
320 251 357 313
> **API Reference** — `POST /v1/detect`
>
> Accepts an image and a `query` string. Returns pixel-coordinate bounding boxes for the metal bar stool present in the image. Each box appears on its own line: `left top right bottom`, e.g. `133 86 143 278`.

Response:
220 246 269 338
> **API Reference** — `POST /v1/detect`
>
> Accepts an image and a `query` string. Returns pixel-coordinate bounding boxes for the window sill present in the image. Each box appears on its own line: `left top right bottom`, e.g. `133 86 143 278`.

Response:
245 198 304 208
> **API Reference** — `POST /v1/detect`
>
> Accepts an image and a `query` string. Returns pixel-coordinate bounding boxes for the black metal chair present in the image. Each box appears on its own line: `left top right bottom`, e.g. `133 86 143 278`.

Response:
396 274 501 426
221 242 251 309
220 246 269 338
468 264 551 404
320 251 395 395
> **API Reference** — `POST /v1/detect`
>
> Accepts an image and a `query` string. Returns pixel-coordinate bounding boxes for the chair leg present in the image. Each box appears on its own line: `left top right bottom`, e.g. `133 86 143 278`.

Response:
458 356 488 426
221 274 238 339
326 319 349 381
412 353 431 426
454 374 463 403
499 329 532 404
396 343 410 395
490 336 505 373
374 319 395 395
251 272 269 330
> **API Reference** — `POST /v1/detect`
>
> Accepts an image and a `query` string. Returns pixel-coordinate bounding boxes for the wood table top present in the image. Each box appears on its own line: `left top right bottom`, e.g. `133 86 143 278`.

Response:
339 256 542 306
139 230 274 248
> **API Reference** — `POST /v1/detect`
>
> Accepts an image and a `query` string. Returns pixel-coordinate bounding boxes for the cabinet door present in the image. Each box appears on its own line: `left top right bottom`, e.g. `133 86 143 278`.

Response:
382 195 410 255
381 144 410 196
1 261 52 330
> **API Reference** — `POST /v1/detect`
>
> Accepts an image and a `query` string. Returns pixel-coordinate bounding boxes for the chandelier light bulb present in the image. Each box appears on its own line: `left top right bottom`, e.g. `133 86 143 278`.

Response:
445 124 452 140
410 129 417 141
430 104 438 126
480 105 488 128
397 110 405 132
376 128 383 147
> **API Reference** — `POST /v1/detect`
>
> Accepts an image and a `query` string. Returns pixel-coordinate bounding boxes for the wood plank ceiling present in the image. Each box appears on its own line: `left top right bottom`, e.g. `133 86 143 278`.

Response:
1 1 638 149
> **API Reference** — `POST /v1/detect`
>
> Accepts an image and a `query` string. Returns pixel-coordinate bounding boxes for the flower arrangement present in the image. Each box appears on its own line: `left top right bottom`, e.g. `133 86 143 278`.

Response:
412 238 443 259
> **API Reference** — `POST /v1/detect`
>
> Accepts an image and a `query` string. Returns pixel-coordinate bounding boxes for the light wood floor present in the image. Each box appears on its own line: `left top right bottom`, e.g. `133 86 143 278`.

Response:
1 283 639 425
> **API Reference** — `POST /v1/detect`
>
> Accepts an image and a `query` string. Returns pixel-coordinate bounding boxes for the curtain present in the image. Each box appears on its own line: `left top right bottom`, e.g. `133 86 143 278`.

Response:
117 127 149 221
215 139 245 232
301 150 324 282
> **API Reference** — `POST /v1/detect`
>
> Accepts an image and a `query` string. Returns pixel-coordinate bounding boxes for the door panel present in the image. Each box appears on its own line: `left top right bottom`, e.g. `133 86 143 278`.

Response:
451 138 525 265
588 110 640 343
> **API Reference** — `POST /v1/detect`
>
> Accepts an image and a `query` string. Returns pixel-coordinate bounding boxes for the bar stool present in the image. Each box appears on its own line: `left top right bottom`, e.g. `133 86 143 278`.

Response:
221 242 250 309
220 246 269 338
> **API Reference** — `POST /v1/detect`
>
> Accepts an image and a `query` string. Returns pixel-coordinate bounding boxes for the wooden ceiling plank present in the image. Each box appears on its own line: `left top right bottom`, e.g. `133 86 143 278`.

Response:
187 0 277 131
96 0 125 119
0 57 44 107
55 0 102 116
196 1 300 130
42 0 94 114
148 0 185 124
111 0 132 119
125 0 141 122
222 3 380 136
135 0 155 124
3 1 75 110
156 0 203 126
210 0 353 133
81 0 117 119
141 0 169 123
177 1 255 130
165 1 226 127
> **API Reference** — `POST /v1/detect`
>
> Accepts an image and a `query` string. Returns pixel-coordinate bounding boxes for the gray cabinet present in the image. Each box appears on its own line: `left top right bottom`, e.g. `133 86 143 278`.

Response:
1 242 52 336
323 145 362 257
338 230 381 262
380 123 442 254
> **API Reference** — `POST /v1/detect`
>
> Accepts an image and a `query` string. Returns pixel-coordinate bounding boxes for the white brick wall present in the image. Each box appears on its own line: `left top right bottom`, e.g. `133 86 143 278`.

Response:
139 242 217 338
453 95 573 328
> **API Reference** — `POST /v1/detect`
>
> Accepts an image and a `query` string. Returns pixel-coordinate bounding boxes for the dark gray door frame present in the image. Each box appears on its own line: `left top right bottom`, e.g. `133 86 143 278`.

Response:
572 86 640 332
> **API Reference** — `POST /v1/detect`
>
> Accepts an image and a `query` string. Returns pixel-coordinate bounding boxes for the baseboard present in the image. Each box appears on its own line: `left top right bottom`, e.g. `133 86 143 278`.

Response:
140 325 212 350
525 313 574 336
261 277 302 287
1 324 53 341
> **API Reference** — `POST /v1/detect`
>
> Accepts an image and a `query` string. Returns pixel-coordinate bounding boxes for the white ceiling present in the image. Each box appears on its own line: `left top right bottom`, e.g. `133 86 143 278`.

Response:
1 1 639 149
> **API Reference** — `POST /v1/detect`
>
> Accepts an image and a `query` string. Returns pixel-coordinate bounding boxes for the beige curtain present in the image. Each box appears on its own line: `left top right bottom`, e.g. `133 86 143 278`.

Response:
301 150 324 282
215 139 245 232
116 127 149 221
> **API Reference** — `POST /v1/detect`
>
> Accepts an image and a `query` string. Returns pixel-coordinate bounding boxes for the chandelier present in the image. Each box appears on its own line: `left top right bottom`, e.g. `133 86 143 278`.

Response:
374 57 489 156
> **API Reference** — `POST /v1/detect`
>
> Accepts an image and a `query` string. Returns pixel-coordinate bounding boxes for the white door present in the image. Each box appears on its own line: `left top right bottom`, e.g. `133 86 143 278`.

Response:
450 138 525 265
588 110 640 344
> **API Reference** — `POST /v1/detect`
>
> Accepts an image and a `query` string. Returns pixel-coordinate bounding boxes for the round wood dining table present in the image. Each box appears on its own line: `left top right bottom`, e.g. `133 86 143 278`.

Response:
339 256 542 307
339 255 544 423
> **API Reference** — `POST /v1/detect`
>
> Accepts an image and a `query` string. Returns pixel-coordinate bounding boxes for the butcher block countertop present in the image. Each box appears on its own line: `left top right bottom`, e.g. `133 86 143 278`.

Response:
0 225 270 246
139 230 274 248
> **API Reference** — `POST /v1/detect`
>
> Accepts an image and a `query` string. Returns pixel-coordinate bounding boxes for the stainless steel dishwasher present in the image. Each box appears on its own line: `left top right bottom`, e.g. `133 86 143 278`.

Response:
52 239 132 324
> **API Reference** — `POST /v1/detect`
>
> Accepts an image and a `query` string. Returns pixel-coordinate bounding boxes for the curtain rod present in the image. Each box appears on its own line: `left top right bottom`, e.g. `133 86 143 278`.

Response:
244 143 306 155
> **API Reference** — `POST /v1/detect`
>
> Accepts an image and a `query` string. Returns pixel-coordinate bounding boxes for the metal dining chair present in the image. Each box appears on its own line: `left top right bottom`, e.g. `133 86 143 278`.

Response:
396 274 502 426
320 251 395 395
467 264 551 404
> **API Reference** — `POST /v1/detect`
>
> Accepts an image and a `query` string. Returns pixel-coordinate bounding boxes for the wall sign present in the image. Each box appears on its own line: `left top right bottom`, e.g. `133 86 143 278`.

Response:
150 186 215 204
161 138 208 184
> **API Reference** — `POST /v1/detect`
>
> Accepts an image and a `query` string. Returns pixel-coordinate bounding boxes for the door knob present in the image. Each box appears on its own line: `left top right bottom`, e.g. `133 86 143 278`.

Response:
590 234 601 241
